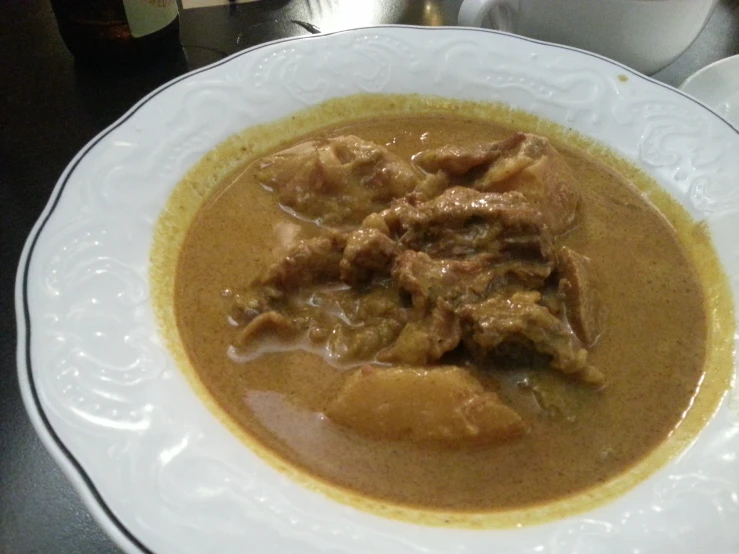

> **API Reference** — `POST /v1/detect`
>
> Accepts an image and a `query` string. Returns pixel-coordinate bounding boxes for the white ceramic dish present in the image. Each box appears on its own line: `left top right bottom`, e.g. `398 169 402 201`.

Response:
680 54 739 129
457 0 719 75
15 26 739 554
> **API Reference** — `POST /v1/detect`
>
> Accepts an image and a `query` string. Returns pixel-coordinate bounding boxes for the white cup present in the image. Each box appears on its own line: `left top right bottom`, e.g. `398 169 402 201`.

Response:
457 0 719 75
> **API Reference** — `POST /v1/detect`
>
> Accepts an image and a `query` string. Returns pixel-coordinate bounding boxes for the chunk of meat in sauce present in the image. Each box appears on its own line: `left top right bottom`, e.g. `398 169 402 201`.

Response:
379 187 555 262
260 233 347 291
231 233 347 341
377 301 461 365
324 365 526 445
256 135 420 226
557 246 603 347
414 141 504 175
460 291 604 387
393 250 551 310
414 133 580 236
339 227 399 285
323 287 409 362
394 250 498 308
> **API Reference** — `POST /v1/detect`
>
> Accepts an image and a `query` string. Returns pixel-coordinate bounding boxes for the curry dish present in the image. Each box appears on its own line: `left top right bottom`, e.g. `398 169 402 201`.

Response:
174 113 709 512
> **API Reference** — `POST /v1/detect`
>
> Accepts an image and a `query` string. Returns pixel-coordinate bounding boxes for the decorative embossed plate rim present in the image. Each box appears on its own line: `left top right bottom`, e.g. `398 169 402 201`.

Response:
15 26 739 554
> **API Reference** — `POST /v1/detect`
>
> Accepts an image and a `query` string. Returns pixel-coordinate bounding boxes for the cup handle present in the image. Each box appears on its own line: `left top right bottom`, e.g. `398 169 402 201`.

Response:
458 0 515 32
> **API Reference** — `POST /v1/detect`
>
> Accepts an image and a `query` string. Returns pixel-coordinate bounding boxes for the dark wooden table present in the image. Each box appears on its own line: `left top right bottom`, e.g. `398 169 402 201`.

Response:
1 1 737 552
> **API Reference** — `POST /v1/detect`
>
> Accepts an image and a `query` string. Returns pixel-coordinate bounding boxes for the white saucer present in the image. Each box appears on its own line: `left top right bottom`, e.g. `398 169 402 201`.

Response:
680 54 739 128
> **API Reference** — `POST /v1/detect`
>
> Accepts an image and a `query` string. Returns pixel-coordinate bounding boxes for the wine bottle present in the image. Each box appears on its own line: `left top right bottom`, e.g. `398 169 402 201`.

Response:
50 0 180 65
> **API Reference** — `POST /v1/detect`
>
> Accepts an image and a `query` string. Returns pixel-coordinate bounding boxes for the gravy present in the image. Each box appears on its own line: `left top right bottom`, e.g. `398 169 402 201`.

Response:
173 113 709 512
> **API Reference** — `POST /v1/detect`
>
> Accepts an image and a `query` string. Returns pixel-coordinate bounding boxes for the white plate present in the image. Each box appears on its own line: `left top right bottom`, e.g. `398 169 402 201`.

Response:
15 26 739 554
680 54 739 129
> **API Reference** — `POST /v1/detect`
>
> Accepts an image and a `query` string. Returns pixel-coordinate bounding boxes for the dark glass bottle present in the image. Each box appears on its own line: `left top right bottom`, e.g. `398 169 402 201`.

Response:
50 0 180 65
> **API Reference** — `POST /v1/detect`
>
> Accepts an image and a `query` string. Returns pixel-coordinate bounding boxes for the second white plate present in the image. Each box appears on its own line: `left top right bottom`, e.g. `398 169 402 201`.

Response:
680 54 739 129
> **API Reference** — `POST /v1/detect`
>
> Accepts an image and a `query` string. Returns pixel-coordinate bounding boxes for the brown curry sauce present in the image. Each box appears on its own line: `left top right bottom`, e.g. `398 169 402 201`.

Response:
152 95 733 526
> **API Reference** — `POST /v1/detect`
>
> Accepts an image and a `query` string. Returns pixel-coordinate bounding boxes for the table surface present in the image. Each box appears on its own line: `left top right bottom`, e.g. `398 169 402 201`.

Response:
1 1 738 552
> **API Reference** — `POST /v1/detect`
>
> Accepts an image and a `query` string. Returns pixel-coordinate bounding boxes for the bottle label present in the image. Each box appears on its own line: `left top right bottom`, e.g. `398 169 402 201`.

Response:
122 0 178 38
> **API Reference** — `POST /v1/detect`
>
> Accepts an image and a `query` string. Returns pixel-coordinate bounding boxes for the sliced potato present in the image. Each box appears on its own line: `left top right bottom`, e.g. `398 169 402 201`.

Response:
324 365 525 446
